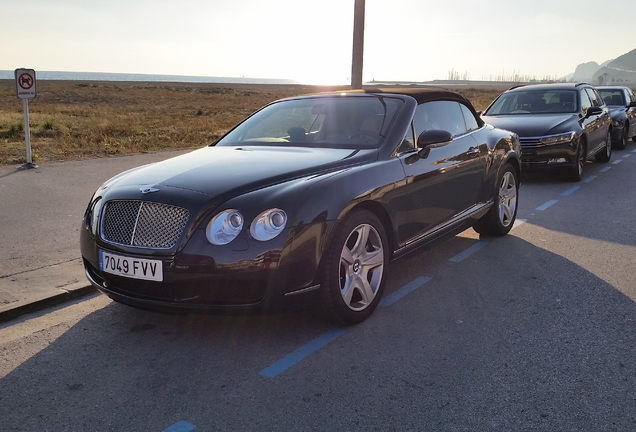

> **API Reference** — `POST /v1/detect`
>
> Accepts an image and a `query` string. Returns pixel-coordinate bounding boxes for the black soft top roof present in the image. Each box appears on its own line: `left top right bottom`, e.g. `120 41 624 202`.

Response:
342 87 473 106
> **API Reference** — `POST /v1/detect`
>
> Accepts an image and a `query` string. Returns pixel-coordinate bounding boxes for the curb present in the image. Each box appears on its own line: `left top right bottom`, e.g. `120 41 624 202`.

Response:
0 284 96 324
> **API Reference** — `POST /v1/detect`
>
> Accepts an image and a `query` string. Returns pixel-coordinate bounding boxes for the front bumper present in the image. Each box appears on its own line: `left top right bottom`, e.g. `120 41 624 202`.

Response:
519 139 577 171
80 220 337 312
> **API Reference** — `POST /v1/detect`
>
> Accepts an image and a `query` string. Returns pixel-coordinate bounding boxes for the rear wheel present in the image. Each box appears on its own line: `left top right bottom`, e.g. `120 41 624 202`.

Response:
595 128 612 163
473 164 518 236
318 209 388 324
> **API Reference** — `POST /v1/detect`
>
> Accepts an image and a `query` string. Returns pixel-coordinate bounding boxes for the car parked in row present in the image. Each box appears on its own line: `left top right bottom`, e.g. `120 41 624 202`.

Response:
81 88 521 324
597 86 636 150
482 83 612 181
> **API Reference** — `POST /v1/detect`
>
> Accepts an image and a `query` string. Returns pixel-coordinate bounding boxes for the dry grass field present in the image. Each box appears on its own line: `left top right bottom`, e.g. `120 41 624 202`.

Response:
0 80 502 165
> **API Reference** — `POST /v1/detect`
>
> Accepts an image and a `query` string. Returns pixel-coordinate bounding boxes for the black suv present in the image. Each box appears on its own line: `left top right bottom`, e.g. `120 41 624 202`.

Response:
482 83 612 181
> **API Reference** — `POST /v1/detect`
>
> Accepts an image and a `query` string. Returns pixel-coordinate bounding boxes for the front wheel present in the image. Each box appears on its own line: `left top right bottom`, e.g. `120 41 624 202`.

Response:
567 141 585 182
473 164 518 236
318 210 389 324
615 125 628 150
595 128 612 163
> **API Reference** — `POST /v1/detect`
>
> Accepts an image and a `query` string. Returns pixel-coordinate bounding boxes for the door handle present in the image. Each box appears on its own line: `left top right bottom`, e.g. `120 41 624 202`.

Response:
467 147 480 157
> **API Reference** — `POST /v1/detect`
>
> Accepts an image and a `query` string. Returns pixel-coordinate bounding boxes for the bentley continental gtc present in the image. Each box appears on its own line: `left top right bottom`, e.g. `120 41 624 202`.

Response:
81 88 522 324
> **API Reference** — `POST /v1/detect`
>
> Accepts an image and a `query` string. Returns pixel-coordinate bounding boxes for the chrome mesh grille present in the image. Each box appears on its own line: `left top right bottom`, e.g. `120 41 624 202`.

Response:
101 200 189 249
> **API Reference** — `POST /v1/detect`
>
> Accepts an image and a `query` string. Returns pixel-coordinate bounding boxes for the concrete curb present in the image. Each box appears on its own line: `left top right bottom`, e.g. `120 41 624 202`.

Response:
0 283 96 324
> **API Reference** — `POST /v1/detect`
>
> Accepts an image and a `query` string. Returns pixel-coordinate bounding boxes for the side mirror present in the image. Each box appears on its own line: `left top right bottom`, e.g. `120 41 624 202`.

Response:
476 110 482 116
628 101 636 109
585 106 603 117
417 129 453 149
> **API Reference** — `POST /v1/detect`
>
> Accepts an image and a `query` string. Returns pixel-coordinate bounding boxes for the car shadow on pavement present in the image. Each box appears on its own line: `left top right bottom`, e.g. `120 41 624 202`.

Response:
1 235 636 431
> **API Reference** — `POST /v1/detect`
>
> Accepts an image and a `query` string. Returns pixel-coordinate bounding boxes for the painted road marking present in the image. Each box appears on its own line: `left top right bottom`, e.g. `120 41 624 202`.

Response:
624 153 632 158
162 421 196 432
259 329 345 378
562 186 580 196
632 149 636 153
449 241 489 263
380 276 432 307
536 200 558 211
599 167 612 173
583 175 597 183
613 159 623 165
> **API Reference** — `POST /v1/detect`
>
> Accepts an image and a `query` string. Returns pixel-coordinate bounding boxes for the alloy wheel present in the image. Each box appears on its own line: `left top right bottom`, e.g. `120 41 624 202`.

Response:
498 171 517 228
338 223 385 311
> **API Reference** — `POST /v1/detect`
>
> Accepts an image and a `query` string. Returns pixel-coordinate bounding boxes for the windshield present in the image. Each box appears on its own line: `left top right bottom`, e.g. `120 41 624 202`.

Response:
215 95 404 149
486 90 578 115
598 89 625 106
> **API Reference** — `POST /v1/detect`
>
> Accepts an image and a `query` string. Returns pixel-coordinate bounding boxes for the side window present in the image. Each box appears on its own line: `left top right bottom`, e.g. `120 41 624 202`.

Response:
585 88 602 107
397 123 415 153
413 101 467 138
580 89 592 112
459 103 479 132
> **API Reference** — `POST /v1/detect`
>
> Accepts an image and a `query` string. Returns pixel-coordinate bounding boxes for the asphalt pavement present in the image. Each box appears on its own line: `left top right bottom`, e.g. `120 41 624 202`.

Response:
0 149 192 323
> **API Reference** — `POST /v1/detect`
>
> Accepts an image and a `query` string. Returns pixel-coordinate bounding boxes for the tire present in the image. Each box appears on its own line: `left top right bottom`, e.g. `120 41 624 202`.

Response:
595 128 612 163
318 209 388 324
616 125 628 150
473 164 518 236
568 141 585 182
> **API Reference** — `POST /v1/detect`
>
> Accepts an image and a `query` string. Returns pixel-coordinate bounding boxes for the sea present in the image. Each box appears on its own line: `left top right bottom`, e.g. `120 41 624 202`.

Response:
0 70 299 85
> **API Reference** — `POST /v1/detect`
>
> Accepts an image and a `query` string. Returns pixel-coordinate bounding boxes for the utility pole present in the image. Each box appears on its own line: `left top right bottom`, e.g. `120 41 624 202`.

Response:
351 0 365 89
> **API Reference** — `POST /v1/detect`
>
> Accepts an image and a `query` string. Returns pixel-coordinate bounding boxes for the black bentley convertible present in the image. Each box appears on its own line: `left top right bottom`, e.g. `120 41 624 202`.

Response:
81 88 521 323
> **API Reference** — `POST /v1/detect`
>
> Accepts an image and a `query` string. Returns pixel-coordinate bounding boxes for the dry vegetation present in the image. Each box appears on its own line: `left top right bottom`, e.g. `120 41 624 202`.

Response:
0 80 502 165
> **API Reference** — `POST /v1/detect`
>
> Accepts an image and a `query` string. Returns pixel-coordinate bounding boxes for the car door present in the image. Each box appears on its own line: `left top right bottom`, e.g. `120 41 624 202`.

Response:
584 87 609 153
626 89 636 137
397 100 487 245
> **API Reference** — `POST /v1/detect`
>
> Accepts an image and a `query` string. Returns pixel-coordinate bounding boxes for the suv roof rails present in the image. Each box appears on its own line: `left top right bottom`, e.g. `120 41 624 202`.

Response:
575 82 589 87
508 84 525 90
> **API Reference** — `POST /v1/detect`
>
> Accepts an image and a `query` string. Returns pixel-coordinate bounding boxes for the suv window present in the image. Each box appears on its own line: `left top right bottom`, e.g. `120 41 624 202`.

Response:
585 88 603 107
580 89 592 112
413 101 467 137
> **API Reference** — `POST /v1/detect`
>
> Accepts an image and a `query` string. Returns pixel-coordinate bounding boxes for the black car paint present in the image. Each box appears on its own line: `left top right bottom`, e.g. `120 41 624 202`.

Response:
597 86 636 145
81 89 521 312
482 83 611 171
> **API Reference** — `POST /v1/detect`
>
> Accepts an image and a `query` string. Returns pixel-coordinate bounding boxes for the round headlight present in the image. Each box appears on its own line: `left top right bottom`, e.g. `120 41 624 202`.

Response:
250 209 287 241
206 210 244 245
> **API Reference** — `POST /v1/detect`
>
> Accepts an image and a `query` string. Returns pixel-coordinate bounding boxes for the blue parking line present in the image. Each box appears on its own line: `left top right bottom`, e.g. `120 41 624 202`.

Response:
162 421 196 432
259 329 345 378
583 175 597 183
536 200 558 211
613 159 623 165
449 241 489 263
380 276 431 307
599 167 612 173
632 149 636 153
561 186 580 196
624 153 632 158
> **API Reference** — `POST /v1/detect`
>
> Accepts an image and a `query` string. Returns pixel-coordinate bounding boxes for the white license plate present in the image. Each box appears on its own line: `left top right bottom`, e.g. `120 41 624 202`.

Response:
99 251 163 282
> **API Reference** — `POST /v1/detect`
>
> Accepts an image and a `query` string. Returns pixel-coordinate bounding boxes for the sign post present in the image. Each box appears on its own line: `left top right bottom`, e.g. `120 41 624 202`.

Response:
14 68 38 170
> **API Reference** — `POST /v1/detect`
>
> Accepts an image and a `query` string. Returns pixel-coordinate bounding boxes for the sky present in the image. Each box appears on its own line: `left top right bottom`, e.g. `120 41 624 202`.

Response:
2 0 635 85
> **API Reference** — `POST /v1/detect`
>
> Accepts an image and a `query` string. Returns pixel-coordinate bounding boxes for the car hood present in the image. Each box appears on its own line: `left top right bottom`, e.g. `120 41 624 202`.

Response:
482 114 578 137
608 106 627 118
106 145 377 198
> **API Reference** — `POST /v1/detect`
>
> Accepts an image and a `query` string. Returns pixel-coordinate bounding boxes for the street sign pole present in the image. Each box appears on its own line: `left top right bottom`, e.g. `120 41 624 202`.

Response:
351 0 365 90
14 68 38 170
22 98 33 166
